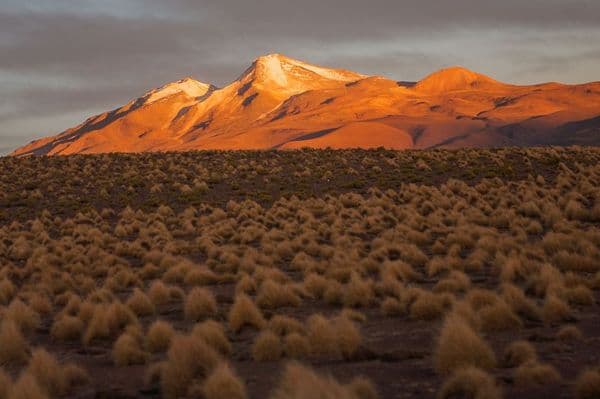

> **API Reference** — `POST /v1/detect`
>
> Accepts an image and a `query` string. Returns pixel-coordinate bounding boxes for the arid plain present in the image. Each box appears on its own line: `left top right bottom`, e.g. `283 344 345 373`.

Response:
0 148 599 399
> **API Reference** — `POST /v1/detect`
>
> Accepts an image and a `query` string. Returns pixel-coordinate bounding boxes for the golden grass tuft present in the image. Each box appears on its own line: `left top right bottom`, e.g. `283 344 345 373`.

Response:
0 368 10 399
252 330 283 362
51 315 84 342
478 301 522 332
228 294 266 333
542 295 572 324
269 362 370 399
112 332 148 366
556 325 583 341
126 288 155 316
575 369 600 399
514 361 561 386
502 340 537 367
256 279 301 309
284 332 310 359
437 367 502 399
0 319 29 365
5 299 40 333
348 376 379 399
307 314 339 357
192 320 232 356
9 372 48 399
146 320 176 353
434 315 496 375
160 334 221 399
184 287 218 322
201 363 247 399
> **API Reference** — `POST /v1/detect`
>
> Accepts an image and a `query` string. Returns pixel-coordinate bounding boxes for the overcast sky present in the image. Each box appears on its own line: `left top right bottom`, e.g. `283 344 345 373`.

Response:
1 0 599 154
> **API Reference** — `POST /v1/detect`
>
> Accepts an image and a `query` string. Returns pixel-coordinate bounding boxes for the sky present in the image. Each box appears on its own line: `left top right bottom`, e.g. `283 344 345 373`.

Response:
1 0 599 154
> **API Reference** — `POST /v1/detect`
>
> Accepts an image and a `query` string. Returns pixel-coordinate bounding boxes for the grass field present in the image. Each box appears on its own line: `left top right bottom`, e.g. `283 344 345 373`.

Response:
0 147 599 399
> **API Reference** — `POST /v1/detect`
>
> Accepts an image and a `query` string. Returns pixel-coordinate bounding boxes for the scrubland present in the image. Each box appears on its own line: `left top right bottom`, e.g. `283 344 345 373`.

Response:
0 147 599 399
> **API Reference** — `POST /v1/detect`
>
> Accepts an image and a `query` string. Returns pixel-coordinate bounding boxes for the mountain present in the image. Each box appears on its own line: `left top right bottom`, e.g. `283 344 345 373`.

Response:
12 54 600 155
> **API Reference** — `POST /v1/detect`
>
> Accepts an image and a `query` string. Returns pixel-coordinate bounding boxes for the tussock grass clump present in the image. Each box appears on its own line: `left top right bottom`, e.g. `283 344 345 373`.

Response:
184 287 217 322
478 301 522 332
192 320 232 356
268 315 305 336
0 320 29 365
26 348 89 397
307 314 339 357
343 273 374 308
256 280 301 309
9 372 48 399
228 294 266 333
5 299 40 333
201 363 247 399
160 334 221 399
380 297 405 316
437 367 501 399
0 368 10 398
409 291 447 320
126 288 155 316
557 325 583 341
434 316 496 375
502 340 537 367
146 320 175 353
335 316 362 359
269 362 374 399
112 332 148 366
51 316 84 342
514 361 561 386
284 333 310 359
252 330 283 362
542 295 572 324
575 369 600 399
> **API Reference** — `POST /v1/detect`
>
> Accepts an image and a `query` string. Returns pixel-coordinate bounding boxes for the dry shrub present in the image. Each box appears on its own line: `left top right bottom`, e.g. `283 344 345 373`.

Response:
514 361 561 386
28 294 52 315
23 347 88 398
269 362 370 399
192 320 232 356
256 280 301 309
268 315 305 336
434 316 496 375
433 271 471 293
410 291 447 320
112 332 148 366
334 316 362 359
146 320 175 353
341 309 367 324
380 297 405 316
148 280 172 306
9 372 48 399
185 267 218 286
0 320 29 365
0 278 16 305
542 295 572 324
478 301 522 332
307 314 339 357
82 302 137 346
323 280 344 305
228 294 266 333
0 368 10 398
343 273 374 308
347 376 379 399
501 284 540 321
5 299 40 333
565 285 595 306
201 363 247 399
252 330 283 362
161 334 221 399
575 369 600 399
557 325 583 341
126 288 155 317
502 340 537 367
51 316 84 341
284 333 310 359
184 288 217 322
303 273 329 299
437 367 501 399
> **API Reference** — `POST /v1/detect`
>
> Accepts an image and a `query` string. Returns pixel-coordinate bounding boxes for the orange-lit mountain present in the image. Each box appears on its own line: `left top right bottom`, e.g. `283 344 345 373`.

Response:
12 54 600 155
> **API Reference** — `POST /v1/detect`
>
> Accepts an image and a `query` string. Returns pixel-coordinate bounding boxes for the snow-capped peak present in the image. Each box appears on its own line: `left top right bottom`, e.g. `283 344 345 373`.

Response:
143 77 215 104
250 53 366 86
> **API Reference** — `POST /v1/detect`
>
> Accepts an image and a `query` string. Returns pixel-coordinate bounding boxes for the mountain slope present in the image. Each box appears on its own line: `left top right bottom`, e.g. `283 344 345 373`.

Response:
12 54 600 155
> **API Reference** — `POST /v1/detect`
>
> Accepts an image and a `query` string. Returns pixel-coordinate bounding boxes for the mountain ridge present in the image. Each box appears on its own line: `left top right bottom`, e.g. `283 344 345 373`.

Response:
12 53 600 155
